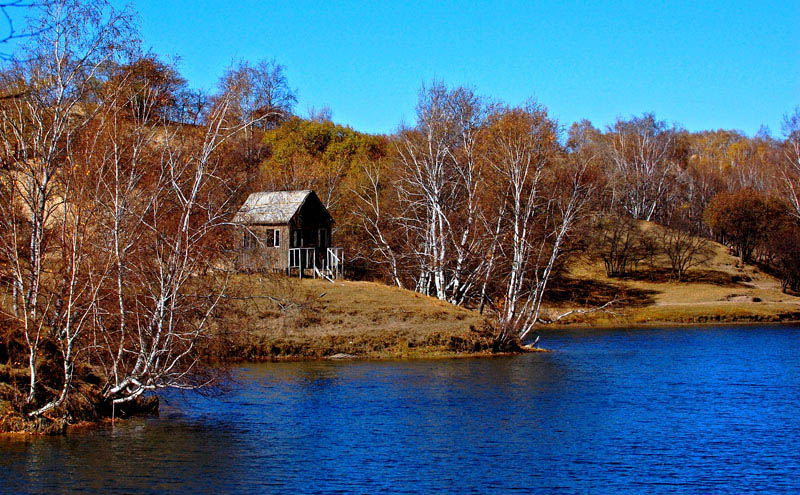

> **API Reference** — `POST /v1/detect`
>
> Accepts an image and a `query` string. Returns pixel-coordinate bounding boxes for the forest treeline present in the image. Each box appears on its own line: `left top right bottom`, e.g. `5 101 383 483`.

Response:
1 0 799 426
281 95 800 331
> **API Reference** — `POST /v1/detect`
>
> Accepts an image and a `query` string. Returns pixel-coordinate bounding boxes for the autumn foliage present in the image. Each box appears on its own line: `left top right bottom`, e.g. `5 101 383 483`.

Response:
1 0 800 428
703 189 782 263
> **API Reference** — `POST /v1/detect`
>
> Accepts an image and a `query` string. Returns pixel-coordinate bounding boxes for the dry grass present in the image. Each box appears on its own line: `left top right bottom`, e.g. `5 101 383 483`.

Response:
208 275 494 361
543 221 800 327
212 221 800 360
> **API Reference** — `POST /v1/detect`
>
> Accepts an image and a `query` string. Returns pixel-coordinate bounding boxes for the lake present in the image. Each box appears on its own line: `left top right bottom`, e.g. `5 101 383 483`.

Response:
2 325 800 494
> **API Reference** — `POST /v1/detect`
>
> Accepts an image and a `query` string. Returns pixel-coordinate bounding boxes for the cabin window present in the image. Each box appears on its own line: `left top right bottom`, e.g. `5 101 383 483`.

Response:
242 230 259 250
264 228 280 248
318 228 327 248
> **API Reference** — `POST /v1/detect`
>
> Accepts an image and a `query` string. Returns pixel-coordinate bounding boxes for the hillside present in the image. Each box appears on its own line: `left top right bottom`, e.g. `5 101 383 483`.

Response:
214 223 800 361
544 221 800 327
208 276 495 361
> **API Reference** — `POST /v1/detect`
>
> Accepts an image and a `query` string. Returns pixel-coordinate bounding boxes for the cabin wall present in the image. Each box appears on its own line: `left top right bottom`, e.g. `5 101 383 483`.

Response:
237 224 290 271
293 197 333 247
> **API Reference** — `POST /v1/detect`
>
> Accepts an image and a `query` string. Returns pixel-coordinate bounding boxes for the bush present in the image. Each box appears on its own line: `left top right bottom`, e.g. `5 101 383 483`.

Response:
657 222 714 281
590 214 644 277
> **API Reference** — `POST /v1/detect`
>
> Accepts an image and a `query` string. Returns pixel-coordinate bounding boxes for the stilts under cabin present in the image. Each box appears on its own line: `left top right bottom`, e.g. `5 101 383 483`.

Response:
233 190 343 279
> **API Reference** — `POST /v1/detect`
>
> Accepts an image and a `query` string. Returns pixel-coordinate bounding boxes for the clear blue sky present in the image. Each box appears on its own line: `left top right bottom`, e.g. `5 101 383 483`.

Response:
105 1 800 135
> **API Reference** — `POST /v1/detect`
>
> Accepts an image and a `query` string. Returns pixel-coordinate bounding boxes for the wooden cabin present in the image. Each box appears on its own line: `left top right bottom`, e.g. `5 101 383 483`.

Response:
233 190 343 278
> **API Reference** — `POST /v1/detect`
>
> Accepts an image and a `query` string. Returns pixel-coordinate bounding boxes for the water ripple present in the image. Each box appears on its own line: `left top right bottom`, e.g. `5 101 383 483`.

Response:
2 325 800 494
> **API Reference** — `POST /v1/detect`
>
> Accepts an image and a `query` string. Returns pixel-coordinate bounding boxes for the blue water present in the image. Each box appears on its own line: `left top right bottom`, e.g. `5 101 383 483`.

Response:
2 325 800 494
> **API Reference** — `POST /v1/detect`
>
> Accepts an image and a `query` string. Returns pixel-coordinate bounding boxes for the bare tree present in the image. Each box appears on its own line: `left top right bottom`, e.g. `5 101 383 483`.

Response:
0 0 270 418
219 59 296 127
590 213 643 277
216 58 297 168
780 107 800 219
441 87 490 305
0 0 134 414
392 82 491 304
352 161 404 288
395 82 458 299
307 105 332 122
604 114 681 221
101 95 249 405
658 220 713 281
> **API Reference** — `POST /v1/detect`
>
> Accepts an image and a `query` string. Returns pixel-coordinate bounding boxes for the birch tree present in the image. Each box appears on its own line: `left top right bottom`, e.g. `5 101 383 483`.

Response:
0 0 267 417
352 160 404 288
100 96 247 405
605 114 680 221
391 82 490 304
482 104 595 347
780 107 800 219
85 64 268 405
0 0 133 413
217 59 296 168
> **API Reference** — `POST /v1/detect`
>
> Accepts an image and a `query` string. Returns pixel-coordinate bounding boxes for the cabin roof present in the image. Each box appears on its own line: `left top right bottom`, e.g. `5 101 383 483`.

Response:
234 190 329 225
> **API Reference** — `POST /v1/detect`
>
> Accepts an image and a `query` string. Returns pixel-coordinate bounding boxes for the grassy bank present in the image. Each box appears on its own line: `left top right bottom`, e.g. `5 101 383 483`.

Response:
542 223 800 328
206 276 496 361
5 227 799 434
210 226 800 361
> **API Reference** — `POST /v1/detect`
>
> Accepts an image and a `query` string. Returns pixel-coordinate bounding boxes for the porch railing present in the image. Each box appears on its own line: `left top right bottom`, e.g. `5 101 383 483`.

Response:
326 247 344 279
288 247 316 278
288 247 344 279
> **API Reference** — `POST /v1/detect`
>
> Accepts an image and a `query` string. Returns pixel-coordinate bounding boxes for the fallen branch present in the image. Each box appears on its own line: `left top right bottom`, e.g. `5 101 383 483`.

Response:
538 299 621 324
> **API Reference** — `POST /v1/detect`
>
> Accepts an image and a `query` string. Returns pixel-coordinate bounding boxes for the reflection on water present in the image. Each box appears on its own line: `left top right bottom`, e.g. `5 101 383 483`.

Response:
3 325 800 494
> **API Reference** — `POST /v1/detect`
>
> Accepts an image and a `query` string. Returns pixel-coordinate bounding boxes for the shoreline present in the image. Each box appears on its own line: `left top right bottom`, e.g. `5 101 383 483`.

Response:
213 345 549 364
545 317 800 332
222 311 800 363
4 293 798 437
215 296 800 362
0 417 121 439
537 297 800 332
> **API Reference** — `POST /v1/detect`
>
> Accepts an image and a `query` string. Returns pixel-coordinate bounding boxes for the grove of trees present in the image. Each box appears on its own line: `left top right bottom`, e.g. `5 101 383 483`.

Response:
1 0 799 424
0 0 296 421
